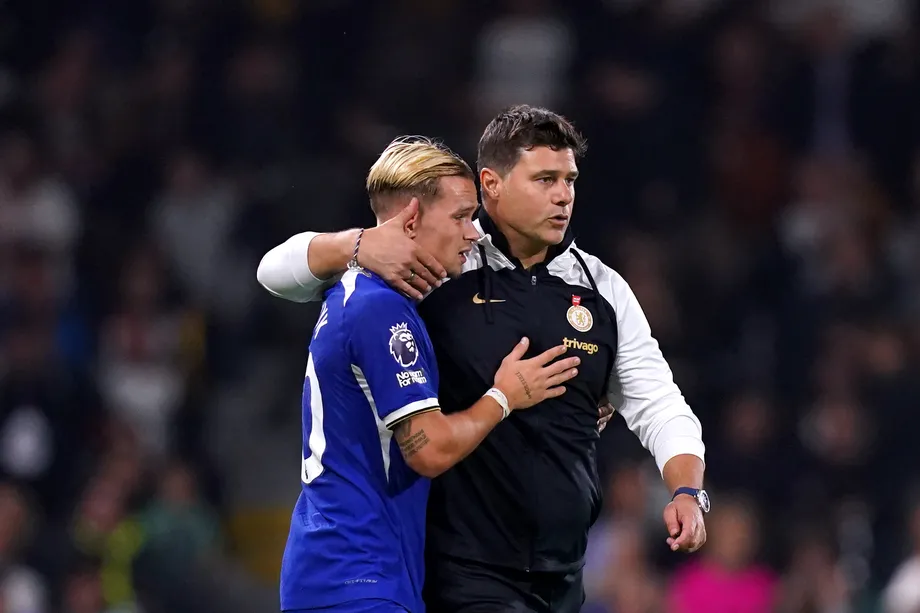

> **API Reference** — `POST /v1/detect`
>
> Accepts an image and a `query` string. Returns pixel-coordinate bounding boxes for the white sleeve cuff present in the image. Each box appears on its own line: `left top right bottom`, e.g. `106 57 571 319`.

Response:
651 416 706 475
256 232 327 303
384 398 440 429
289 231 325 287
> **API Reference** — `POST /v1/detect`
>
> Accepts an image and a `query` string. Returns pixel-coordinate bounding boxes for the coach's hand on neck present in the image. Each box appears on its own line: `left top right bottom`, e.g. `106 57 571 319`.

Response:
304 198 447 300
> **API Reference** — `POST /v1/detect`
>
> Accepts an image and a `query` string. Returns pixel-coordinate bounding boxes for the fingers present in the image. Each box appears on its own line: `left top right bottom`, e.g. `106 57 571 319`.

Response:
546 368 578 388
405 267 434 295
597 403 614 433
692 524 707 552
673 526 695 551
413 246 447 286
393 197 419 222
531 344 568 366
544 356 581 377
504 337 530 362
543 386 568 399
663 502 706 553
390 278 424 301
597 415 611 433
663 503 681 541
383 199 441 295
673 518 704 552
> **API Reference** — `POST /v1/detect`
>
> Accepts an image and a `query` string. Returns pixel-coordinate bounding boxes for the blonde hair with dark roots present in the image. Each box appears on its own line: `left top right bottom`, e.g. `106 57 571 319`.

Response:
366 136 474 217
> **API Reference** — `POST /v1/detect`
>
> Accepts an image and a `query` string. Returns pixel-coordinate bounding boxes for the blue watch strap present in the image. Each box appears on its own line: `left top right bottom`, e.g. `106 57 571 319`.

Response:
672 487 700 500
672 487 710 513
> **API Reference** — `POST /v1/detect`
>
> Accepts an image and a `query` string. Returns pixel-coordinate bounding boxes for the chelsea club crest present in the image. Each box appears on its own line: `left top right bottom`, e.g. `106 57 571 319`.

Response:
388 323 419 368
566 295 593 332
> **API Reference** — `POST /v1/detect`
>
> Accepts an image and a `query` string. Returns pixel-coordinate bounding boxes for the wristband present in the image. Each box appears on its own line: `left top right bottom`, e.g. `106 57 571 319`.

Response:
348 228 364 270
484 388 511 420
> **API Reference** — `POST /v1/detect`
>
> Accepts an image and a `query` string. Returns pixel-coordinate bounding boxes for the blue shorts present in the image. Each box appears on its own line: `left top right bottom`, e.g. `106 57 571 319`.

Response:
285 599 409 613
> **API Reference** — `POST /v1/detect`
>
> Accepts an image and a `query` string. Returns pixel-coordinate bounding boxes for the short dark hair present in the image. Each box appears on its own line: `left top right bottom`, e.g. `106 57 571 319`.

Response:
476 105 587 175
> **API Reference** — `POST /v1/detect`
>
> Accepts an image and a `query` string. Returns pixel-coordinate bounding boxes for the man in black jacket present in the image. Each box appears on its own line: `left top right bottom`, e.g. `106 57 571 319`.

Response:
258 105 708 613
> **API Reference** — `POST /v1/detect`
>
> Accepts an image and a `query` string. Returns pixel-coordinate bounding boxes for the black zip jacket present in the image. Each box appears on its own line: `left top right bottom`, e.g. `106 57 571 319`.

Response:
418 210 617 573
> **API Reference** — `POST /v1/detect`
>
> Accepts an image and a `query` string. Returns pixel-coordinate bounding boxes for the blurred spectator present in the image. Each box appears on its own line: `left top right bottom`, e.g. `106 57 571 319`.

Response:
96 245 202 460
667 496 778 613
889 152 920 311
149 147 250 322
777 529 853 613
882 497 920 613
472 0 575 116
0 313 105 518
138 459 219 571
584 461 664 613
220 39 300 169
0 483 47 613
0 130 81 265
59 558 113 613
705 389 790 514
1 243 92 369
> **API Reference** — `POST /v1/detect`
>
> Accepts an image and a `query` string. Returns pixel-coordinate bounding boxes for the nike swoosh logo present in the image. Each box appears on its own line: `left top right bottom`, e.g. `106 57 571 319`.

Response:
472 294 506 304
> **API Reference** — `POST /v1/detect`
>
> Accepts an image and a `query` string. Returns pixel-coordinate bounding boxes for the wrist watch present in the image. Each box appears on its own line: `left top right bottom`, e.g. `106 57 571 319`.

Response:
672 487 711 514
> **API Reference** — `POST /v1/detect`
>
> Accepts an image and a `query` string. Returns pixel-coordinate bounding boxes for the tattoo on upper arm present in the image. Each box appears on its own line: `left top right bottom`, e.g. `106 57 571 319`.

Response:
394 417 430 459
394 418 412 441
515 371 532 399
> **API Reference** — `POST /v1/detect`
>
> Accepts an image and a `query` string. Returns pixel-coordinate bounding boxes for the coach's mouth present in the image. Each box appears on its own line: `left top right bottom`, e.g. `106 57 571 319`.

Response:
548 215 569 227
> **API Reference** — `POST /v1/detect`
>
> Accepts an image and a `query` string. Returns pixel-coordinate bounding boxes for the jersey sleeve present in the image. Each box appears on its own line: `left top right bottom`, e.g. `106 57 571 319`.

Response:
346 291 440 429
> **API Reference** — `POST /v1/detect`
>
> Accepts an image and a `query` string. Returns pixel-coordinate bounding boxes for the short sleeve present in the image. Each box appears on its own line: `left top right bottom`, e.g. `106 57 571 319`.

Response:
346 292 440 429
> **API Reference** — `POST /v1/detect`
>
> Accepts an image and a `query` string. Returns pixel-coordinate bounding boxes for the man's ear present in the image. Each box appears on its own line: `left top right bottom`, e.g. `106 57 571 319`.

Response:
480 168 502 200
403 197 420 239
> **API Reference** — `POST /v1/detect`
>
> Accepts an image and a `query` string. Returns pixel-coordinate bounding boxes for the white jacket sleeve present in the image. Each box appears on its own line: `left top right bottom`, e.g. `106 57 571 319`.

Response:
596 261 705 475
256 232 337 303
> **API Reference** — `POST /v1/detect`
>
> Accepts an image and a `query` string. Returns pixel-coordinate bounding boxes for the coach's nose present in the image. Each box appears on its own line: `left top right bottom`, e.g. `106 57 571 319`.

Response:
551 180 573 207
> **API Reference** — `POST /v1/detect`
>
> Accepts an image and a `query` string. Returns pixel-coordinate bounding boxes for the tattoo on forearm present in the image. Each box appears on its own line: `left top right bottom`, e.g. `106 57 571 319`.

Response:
395 418 430 458
515 372 532 399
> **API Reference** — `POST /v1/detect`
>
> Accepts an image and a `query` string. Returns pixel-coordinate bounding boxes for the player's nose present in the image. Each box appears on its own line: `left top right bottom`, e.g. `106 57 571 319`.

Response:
462 220 479 241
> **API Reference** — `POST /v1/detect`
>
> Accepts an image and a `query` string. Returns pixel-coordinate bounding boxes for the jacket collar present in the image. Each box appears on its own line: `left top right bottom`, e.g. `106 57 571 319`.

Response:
475 206 575 268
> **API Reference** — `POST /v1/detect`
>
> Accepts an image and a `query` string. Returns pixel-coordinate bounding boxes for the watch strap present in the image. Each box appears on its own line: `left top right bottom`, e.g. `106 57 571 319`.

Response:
672 487 700 500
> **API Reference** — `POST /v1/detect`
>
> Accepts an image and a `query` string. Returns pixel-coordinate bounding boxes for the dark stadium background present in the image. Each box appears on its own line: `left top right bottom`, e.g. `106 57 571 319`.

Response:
1 0 919 611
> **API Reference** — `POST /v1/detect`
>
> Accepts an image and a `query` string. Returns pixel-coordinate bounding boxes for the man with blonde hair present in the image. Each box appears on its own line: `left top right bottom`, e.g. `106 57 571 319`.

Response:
277 136 581 613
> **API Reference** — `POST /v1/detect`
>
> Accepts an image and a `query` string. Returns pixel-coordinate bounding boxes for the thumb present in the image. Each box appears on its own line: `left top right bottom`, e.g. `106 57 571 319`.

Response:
506 337 529 362
664 504 681 537
394 197 419 223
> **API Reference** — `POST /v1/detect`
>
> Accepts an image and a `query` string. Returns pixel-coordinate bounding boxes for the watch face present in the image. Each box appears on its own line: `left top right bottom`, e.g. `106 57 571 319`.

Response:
697 490 711 513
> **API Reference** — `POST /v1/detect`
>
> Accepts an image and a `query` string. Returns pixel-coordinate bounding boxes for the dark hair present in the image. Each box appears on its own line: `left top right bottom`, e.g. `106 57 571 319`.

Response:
476 105 587 175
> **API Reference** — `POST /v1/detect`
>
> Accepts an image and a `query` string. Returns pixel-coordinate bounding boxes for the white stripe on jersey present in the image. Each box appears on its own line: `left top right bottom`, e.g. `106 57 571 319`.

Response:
351 364 394 482
302 353 326 484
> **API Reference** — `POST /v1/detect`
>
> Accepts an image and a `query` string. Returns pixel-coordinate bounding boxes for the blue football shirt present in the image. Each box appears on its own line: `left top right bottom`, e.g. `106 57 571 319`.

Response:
279 269 440 612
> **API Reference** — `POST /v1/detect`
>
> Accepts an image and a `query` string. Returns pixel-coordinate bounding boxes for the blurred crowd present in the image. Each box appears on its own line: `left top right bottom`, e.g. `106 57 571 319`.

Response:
1 0 919 612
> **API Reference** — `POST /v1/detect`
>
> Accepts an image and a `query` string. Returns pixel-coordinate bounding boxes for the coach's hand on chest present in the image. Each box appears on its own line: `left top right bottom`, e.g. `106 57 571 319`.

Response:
421 273 616 420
